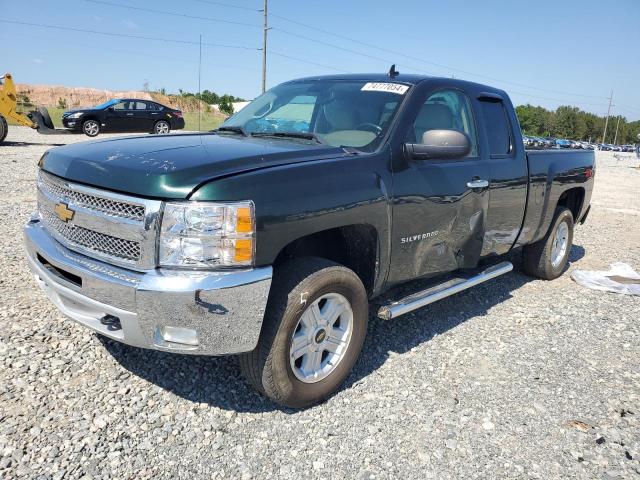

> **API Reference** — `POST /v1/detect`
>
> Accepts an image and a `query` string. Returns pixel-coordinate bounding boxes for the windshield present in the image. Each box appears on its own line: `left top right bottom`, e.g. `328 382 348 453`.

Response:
221 80 409 151
94 99 119 110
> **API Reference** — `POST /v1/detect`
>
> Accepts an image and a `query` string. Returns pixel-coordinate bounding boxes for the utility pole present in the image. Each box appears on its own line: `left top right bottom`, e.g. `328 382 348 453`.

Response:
261 0 269 93
613 115 621 146
602 90 613 143
198 34 202 131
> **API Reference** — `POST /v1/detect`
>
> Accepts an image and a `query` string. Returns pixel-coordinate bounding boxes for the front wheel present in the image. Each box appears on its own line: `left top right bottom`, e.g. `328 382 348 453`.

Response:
240 257 368 408
82 119 100 137
523 207 574 280
153 120 170 134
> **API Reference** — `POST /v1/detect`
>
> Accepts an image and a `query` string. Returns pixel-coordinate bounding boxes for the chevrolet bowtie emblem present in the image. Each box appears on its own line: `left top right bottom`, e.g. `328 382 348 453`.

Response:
54 202 75 223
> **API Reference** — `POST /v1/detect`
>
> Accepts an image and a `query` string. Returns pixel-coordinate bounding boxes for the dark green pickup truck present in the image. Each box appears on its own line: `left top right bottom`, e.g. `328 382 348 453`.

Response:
24 72 594 407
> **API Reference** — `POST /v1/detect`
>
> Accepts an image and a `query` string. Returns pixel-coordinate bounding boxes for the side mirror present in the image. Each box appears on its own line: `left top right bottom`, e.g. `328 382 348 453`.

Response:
405 129 471 160
107 107 114 112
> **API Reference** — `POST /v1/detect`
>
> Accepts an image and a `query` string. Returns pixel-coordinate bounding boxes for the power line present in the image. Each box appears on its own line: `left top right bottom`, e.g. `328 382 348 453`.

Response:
507 90 609 108
83 0 261 28
0 19 259 50
7 30 260 72
271 27 612 107
602 91 614 143
270 51 351 73
0 19 347 76
261 0 269 93
616 105 640 116
272 29 435 74
193 0 260 11
269 13 609 101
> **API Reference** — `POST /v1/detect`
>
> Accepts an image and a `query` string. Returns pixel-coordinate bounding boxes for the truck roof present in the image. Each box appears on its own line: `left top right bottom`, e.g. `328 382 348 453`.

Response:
285 73 506 96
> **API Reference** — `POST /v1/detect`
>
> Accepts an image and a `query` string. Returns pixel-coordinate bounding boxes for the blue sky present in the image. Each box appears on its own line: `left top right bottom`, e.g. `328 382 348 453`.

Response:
1 0 639 120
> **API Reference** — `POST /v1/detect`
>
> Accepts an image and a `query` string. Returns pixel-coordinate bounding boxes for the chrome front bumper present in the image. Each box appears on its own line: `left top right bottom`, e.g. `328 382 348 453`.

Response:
24 218 272 355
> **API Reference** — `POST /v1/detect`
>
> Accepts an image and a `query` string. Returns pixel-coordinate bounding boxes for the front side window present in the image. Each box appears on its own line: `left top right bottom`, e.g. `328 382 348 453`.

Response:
221 80 410 151
479 99 512 156
410 89 478 156
113 101 133 111
95 99 118 110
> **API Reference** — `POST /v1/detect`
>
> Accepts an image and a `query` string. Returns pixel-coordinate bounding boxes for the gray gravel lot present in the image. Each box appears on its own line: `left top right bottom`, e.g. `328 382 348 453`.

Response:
1 127 639 479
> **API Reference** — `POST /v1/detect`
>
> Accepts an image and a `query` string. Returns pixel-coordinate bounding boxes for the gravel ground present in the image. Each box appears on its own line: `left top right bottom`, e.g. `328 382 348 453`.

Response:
1 127 639 479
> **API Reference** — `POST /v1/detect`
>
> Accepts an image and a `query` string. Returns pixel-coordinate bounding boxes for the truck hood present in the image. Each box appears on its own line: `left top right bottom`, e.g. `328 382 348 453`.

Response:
40 133 347 199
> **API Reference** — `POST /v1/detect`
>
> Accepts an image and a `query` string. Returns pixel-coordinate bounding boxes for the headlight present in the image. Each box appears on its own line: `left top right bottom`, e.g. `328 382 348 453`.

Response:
159 201 255 268
67 112 83 119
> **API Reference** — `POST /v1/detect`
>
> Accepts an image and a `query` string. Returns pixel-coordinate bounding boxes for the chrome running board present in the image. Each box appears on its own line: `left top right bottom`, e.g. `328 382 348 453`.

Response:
377 261 513 320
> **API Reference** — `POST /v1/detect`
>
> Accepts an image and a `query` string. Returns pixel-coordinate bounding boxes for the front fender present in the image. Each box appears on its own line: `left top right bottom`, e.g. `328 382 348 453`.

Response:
190 153 392 286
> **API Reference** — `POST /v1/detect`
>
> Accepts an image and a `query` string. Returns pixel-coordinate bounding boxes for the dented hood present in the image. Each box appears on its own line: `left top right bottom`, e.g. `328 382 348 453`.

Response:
40 133 347 199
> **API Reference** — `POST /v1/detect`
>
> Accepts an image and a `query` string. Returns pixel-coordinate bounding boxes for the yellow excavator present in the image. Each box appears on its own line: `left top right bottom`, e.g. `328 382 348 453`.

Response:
0 73 62 143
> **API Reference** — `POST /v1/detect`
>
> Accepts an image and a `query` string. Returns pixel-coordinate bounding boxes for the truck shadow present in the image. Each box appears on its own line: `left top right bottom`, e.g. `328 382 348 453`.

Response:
100 245 585 413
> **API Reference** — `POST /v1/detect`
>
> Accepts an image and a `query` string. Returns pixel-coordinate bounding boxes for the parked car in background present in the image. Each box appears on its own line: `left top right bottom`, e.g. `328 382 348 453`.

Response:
62 99 185 137
522 135 534 147
542 137 556 148
556 139 572 148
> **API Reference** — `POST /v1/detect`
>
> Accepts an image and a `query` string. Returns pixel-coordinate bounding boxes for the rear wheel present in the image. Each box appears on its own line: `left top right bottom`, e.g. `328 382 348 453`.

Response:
0 115 7 143
82 119 100 137
153 120 170 134
523 207 574 280
240 257 368 408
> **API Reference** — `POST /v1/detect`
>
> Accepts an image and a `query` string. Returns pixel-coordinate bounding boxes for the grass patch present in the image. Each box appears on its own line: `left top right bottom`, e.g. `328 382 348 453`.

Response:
183 112 224 131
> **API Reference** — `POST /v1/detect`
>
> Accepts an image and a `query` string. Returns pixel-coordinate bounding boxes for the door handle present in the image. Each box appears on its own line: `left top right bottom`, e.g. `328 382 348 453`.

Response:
126 113 134 116
151 112 158 115
466 179 489 189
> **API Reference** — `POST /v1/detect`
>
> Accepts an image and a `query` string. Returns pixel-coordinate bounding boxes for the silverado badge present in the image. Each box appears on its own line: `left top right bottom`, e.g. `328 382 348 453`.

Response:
54 202 75 223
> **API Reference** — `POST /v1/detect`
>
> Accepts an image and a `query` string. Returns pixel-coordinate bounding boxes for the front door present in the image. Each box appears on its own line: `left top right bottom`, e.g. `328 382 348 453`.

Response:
387 88 490 286
105 100 136 131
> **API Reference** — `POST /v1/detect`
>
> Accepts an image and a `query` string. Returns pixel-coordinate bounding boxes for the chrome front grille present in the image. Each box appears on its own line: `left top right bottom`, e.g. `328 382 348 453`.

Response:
38 171 145 221
36 170 162 270
40 208 141 261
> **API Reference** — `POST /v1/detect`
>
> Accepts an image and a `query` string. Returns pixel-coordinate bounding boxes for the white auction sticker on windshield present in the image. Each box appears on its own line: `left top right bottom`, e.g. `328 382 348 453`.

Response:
361 82 409 95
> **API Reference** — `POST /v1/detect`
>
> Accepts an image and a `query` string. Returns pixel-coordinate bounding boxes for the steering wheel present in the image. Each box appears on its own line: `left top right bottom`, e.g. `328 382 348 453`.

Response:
354 123 383 135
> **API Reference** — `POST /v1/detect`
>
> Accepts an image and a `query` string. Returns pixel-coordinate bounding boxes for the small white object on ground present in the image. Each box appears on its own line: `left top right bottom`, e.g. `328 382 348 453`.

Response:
571 262 640 295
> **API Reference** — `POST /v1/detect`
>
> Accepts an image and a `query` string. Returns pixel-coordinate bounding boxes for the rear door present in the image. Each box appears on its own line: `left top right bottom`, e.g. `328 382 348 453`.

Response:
476 94 528 255
388 87 491 285
132 101 155 131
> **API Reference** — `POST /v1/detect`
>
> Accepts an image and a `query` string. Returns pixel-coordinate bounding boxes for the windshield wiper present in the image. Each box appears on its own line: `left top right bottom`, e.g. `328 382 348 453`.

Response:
212 126 248 136
250 131 326 145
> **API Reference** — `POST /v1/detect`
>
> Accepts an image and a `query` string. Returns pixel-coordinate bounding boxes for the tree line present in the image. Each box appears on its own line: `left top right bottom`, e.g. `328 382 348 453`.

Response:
178 89 244 115
515 104 640 144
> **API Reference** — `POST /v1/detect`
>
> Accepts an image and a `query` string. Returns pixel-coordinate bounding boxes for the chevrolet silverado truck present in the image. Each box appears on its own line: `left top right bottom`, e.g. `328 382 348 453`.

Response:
24 72 594 408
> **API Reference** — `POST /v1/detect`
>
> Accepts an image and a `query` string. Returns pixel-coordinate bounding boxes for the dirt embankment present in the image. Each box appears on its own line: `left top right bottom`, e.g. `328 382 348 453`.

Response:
16 83 152 109
16 83 213 114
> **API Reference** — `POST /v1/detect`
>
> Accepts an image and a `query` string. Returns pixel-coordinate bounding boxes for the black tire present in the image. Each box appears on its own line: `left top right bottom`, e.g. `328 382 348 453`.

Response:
240 257 368 408
37 107 55 129
153 120 170 135
82 119 100 137
0 115 7 143
523 207 574 280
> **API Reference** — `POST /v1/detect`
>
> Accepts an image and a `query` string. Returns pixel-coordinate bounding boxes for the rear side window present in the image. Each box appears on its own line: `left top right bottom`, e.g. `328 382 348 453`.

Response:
479 99 512 156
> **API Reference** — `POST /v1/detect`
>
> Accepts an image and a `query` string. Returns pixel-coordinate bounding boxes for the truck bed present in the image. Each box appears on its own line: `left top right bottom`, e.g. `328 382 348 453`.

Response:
516 148 595 247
